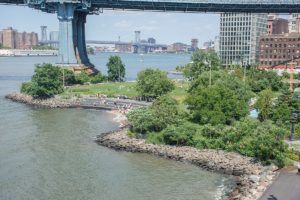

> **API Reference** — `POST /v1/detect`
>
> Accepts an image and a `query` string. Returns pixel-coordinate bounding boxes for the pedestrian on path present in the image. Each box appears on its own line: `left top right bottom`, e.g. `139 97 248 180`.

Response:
298 164 300 175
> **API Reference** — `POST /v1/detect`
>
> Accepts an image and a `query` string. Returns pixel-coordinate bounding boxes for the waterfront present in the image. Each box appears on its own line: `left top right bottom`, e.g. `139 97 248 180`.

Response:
0 52 190 80
0 55 233 200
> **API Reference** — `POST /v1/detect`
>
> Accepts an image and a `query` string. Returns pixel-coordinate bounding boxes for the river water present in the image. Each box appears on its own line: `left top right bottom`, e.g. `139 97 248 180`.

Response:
0 54 234 200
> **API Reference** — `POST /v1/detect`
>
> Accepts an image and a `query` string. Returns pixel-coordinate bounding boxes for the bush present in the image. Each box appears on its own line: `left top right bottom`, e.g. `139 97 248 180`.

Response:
186 84 249 125
154 122 200 146
20 63 63 99
90 72 105 84
20 81 34 94
136 68 175 98
75 71 90 84
63 69 77 86
127 107 159 134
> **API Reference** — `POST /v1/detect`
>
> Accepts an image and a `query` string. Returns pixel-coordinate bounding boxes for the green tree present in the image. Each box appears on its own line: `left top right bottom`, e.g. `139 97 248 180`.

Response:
247 68 286 93
127 107 159 134
255 89 275 122
188 70 252 102
107 55 126 82
183 49 220 80
20 63 63 99
150 95 180 130
186 84 249 125
136 68 175 98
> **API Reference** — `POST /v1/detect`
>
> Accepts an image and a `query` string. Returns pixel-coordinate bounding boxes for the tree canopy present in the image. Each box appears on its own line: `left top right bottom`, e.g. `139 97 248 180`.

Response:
21 63 63 99
136 68 175 98
183 49 220 80
106 55 126 82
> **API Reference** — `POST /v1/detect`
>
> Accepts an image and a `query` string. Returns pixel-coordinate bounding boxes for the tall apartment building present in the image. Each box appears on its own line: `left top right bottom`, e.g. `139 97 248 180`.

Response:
2 27 17 49
219 13 267 66
0 27 38 49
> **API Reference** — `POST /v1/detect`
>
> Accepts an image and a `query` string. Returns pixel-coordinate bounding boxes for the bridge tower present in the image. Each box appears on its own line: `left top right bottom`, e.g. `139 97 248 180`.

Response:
40 26 47 42
28 0 98 73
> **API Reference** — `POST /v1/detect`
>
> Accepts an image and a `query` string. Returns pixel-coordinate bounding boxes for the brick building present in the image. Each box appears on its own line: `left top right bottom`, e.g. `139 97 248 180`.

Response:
0 27 38 49
259 33 300 68
267 16 288 35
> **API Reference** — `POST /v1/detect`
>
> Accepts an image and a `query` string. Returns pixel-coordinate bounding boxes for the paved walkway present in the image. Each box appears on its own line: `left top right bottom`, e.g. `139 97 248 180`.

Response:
260 169 300 200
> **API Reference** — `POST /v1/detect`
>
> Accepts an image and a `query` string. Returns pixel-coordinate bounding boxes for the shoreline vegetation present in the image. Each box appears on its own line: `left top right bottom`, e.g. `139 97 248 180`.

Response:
5 92 278 200
96 128 278 200
8 51 300 200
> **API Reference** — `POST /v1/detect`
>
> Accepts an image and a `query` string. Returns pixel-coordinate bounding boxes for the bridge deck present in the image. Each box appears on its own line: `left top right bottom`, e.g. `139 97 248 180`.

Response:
2 0 300 13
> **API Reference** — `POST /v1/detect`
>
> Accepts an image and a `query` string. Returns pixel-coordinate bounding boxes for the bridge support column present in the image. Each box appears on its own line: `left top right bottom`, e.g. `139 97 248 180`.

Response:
57 3 96 73
73 11 91 66
57 3 77 64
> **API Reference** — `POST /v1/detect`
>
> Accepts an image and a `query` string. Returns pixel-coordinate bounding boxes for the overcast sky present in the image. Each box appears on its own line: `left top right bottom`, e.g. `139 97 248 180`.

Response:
0 5 220 45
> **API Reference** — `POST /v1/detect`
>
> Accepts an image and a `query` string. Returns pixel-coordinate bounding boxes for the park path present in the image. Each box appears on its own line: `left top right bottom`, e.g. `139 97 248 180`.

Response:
259 169 300 200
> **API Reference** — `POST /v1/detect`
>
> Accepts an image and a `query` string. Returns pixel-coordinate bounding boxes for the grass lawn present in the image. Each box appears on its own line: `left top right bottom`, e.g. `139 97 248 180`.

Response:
62 80 189 103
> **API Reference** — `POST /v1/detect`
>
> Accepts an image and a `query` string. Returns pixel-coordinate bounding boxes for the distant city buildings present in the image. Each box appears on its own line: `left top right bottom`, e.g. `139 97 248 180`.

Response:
201 40 214 51
0 27 38 49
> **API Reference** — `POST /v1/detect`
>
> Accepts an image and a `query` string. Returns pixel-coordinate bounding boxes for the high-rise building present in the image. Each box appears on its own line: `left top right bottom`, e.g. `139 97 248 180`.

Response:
191 39 198 51
16 32 26 49
0 27 38 49
2 27 17 49
49 31 59 49
219 13 268 66
30 32 38 47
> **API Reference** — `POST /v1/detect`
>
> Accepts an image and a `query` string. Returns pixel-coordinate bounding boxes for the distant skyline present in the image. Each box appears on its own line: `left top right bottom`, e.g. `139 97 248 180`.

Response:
0 5 220 45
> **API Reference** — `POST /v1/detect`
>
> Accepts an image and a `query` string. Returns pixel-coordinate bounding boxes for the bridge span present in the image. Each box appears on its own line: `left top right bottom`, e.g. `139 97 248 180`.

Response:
2 0 300 71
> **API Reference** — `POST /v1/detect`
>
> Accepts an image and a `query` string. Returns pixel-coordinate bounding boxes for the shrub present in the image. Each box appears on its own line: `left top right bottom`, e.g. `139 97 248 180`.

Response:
90 72 105 84
127 107 159 134
186 84 249 125
136 68 175 98
20 63 63 99
75 71 90 84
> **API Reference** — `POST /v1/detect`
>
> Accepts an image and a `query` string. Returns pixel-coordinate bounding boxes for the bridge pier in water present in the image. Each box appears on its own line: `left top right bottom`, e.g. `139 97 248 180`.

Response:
57 3 96 74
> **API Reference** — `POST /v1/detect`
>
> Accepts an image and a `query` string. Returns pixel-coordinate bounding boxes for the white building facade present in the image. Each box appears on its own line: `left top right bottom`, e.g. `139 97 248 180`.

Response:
219 13 267 66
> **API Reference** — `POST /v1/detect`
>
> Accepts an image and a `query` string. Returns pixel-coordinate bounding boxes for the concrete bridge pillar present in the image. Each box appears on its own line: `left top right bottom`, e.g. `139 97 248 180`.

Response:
57 3 94 70
57 3 77 64
73 11 91 65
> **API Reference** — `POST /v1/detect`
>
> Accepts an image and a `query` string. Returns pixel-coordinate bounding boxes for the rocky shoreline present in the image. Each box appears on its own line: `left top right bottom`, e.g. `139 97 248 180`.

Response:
96 128 278 200
5 93 78 108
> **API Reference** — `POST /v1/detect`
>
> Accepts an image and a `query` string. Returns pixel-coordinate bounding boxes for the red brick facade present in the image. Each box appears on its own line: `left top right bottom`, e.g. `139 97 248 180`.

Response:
259 33 300 69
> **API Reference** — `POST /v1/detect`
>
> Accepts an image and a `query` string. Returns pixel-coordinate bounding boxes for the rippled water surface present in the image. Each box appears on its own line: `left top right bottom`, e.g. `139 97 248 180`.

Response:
0 55 234 200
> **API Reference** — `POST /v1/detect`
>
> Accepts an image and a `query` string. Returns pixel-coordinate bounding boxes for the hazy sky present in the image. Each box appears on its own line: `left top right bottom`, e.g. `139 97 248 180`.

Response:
0 5 220 45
